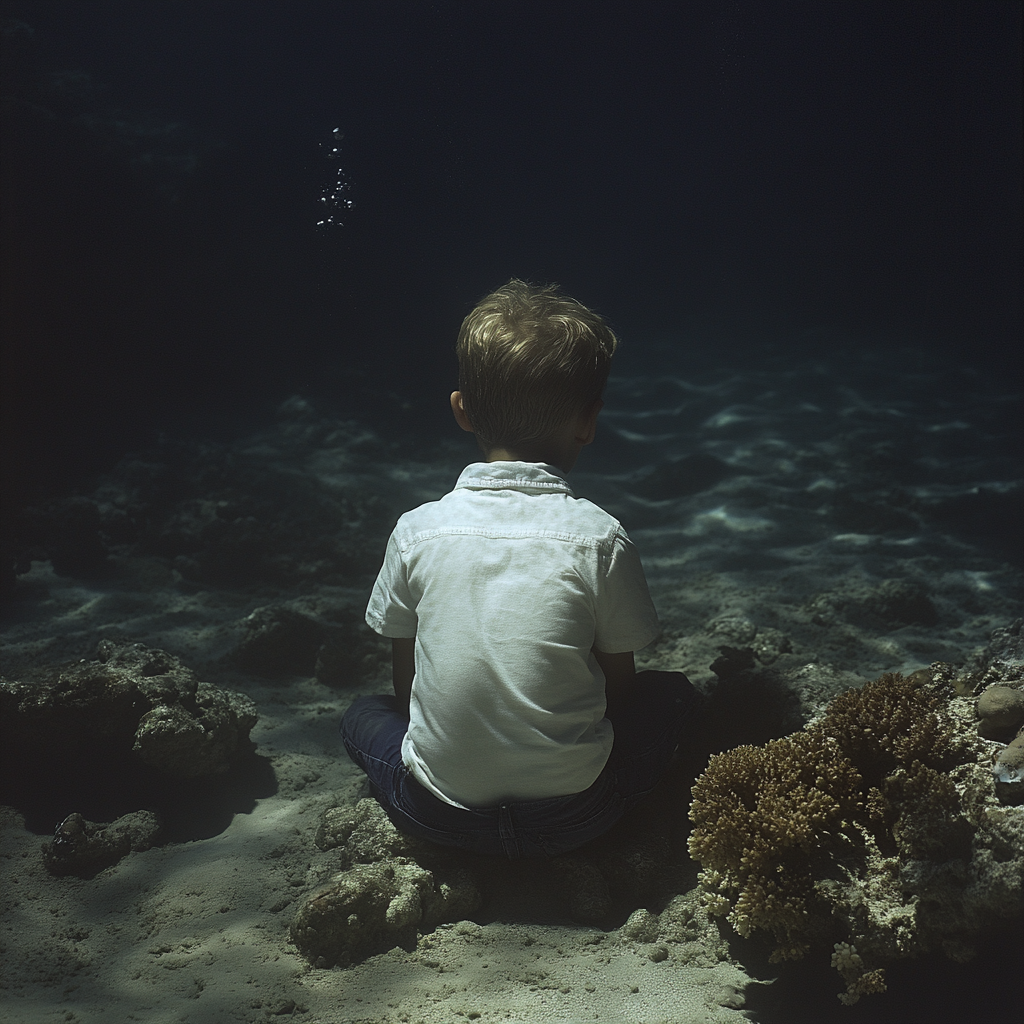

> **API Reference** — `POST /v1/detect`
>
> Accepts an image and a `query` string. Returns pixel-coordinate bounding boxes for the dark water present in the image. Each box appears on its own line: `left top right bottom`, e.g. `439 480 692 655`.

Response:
1 2 1020 515
0 4 1021 1021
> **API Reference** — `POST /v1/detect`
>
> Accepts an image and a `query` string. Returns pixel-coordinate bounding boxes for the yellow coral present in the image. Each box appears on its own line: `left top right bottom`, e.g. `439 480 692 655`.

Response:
688 671 969 1001
689 729 862 954
824 672 958 783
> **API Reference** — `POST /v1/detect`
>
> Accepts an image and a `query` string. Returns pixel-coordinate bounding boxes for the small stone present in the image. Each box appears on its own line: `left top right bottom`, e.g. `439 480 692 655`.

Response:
994 734 1024 803
646 944 669 962
977 685 1024 738
41 810 161 878
716 984 746 1009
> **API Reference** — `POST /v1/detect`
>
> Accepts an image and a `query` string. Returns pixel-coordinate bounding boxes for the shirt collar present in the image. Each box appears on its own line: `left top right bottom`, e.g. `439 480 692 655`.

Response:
454 461 575 496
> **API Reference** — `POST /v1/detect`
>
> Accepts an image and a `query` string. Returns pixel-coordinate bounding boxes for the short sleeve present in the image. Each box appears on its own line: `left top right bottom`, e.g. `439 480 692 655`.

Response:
365 529 419 638
593 530 660 654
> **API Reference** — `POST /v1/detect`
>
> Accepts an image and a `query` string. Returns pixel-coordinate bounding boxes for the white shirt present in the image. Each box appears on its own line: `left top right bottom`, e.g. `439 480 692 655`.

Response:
365 461 660 808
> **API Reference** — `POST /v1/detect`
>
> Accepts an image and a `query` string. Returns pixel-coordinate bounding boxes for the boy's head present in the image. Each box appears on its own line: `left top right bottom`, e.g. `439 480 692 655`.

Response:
454 279 618 461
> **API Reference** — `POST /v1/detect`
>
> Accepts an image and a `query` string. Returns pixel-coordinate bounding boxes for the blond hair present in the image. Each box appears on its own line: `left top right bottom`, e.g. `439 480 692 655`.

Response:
456 279 618 453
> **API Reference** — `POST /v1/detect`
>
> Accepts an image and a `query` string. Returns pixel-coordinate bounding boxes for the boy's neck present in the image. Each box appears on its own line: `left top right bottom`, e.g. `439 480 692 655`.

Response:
484 447 560 467
481 443 577 473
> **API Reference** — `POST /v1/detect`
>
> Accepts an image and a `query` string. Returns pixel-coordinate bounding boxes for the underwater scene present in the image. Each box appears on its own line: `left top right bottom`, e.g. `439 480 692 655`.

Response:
1 3 1021 1023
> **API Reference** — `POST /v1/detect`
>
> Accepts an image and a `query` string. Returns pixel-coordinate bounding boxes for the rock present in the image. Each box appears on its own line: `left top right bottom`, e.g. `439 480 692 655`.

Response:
808 578 938 630
230 603 386 683
716 984 746 1009
977 685 1024 739
41 810 160 878
15 496 130 579
709 646 756 681
296 798 484 966
707 614 757 647
870 579 938 626
620 908 659 943
232 605 328 678
551 856 612 924
994 734 1024 802
0 640 257 780
988 620 1024 667
290 860 481 967
315 799 430 866
313 623 388 686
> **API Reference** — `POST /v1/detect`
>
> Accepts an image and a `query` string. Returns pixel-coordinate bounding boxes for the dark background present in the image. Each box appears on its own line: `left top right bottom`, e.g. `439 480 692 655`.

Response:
2 0 1021 514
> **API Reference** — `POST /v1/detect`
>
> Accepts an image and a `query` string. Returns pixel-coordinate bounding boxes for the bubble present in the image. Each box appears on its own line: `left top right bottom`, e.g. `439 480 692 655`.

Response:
317 127 353 230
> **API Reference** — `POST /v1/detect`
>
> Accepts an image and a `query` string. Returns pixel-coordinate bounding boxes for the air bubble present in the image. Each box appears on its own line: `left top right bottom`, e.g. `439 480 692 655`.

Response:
317 127 353 231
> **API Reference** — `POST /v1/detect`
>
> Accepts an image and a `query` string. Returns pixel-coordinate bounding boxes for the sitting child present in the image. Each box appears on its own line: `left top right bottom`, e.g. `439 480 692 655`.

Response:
342 278 698 859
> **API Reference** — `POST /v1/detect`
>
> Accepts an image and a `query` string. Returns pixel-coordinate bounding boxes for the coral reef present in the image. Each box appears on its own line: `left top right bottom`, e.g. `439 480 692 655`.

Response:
686 669 1024 1003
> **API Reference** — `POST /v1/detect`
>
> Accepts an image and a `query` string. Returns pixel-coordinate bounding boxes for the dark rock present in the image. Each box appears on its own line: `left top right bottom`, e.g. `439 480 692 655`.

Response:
0 640 257 780
810 578 938 630
710 646 756 680
41 810 161 878
551 857 612 924
314 620 389 687
989 619 1024 667
291 860 481 967
232 606 328 678
15 496 132 578
230 604 387 682
871 579 938 627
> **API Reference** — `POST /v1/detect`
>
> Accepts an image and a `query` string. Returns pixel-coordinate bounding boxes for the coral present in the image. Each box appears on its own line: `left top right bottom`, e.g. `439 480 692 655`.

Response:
831 942 887 1005
687 670 1024 1003
688 729 862 959
822 672 959 783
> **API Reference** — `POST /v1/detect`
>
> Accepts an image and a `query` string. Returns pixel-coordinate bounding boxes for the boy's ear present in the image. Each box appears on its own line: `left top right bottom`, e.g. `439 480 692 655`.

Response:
575 399 603 446
450 391 475 433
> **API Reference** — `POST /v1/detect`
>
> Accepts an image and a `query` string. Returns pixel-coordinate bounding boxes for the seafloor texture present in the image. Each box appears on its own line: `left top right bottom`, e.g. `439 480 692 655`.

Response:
1 352 1022 1023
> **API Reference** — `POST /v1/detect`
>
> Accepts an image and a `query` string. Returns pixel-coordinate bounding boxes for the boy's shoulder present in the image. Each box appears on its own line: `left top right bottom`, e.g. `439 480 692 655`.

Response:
392 465 628 545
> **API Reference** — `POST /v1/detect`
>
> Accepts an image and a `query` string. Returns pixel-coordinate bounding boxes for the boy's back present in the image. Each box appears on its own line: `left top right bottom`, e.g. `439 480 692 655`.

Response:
342 279 696 862
366 460 659 808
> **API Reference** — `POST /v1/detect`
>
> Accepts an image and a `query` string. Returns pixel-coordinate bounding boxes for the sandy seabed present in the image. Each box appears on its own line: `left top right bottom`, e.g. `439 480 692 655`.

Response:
2 358 1023 1023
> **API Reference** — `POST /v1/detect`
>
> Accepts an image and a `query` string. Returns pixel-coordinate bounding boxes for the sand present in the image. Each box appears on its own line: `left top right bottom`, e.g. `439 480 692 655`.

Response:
2 354 1022 1022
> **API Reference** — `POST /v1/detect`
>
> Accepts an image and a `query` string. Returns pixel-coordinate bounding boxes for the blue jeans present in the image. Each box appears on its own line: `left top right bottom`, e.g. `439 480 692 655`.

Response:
340 670 700 859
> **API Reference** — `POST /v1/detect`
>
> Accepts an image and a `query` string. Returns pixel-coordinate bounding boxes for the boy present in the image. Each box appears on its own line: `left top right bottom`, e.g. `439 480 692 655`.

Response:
342 279 697 859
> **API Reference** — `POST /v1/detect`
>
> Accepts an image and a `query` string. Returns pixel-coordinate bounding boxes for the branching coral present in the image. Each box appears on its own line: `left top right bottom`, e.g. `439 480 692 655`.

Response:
688 730 862 959
823 672 959 783
688 670 1023 1004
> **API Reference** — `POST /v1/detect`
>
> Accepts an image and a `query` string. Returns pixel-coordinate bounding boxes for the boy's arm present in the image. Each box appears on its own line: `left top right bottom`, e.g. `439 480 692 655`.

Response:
392 637 415 713
593 648 636 720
